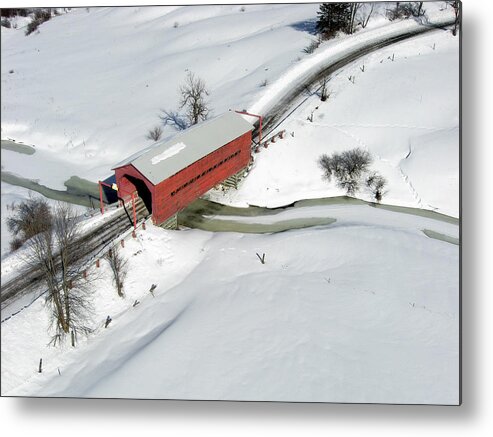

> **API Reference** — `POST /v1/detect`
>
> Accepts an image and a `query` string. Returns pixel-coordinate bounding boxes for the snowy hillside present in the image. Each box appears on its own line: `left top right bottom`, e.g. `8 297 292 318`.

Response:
2 204 459 403
1 3 459 404
1 4 321 186
212 29 459 217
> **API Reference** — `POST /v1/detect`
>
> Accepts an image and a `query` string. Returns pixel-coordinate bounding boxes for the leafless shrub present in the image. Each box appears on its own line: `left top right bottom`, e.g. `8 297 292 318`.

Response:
25 9 51 35
146 125 163 141
386 2 425 21
105 246 128 297
318 76 330 101
319 148 372 196
7 196 52 252
366 171 387 202
303 39 320 54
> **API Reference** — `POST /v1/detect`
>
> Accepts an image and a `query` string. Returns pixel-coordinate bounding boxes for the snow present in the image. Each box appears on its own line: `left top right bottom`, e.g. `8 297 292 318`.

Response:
151 142 187 164
1 4 454 191
211 29 459 218
1 4 321 188
1 203 459 403
0 4 459 404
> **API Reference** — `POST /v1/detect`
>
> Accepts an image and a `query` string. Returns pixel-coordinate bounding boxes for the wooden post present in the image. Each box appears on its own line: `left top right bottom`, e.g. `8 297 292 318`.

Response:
38 358 42 373
120 239 125 248
99 181 104 215
96 259 100 268
71 330 75 347
83 270 87 279
142 222 146 230
132 192 137 230
132 231 136 238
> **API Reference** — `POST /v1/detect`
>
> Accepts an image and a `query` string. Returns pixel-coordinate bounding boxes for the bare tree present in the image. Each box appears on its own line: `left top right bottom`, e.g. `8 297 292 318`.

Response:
146 125 163 141
105 246 128 297
446 0 460 36
24 203 94 346
179 71 210 126
158 109 188 131
349 3 363 34
361 3 375 28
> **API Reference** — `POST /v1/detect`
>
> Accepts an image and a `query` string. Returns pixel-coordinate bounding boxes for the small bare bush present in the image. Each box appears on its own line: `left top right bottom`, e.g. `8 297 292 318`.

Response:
366 171 387 202
146 125 163 141
386 2 425 21
319 148 372 196
318 76 330 101
303 39 320 54
106 246 128 297
7 196 52 251
25 9 51 35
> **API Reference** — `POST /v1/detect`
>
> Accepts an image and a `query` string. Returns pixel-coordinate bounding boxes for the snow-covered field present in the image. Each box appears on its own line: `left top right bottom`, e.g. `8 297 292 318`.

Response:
1 3 459 404
212 29 459 217
1 4 322 187
2 204 459 403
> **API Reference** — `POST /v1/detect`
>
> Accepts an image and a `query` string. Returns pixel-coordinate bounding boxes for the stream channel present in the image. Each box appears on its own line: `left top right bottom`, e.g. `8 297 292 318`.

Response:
1 139 459 245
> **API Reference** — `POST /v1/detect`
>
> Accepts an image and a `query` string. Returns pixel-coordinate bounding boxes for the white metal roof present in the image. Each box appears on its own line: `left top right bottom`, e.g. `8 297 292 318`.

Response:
113 111 253 185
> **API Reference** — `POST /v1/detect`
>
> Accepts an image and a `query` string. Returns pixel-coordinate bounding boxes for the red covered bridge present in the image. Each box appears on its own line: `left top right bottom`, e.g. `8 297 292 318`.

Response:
112 111 254 226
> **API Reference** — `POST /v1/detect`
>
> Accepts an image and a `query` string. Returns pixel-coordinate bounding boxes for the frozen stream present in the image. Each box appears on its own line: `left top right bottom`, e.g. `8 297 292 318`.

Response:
1 171 459 244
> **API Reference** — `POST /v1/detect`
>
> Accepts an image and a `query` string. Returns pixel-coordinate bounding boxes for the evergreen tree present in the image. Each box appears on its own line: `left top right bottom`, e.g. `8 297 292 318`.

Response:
316 3 352 38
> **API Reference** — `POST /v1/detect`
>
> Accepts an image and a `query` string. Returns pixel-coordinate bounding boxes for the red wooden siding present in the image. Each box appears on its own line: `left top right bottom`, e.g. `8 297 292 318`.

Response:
114 131 252 225
114 164 155 201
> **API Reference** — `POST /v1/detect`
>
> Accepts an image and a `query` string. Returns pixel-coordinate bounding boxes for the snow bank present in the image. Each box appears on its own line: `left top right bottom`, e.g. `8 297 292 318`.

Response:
2 205 458 403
